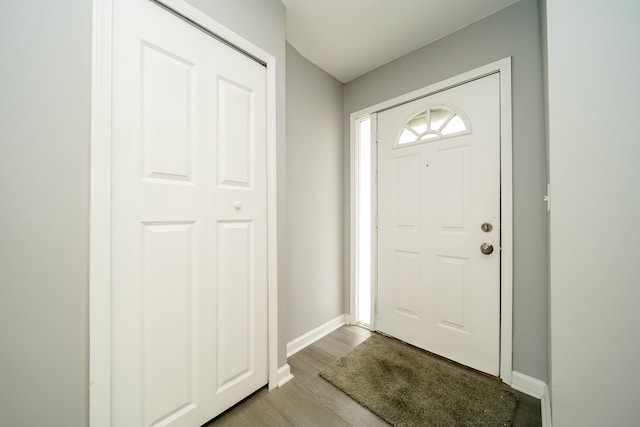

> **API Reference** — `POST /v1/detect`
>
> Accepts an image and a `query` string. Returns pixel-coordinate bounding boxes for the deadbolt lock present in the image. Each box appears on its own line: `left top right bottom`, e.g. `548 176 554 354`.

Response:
481 222 493 232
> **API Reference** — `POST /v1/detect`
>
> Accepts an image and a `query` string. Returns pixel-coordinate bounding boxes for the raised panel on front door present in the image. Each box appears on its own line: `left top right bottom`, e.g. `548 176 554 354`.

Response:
439 146 469 230
394 154 420 228
217 78 253 189
141 42 194 184
216 221 255 393
436 256 470 334
142 222 197 426
392 250 421 321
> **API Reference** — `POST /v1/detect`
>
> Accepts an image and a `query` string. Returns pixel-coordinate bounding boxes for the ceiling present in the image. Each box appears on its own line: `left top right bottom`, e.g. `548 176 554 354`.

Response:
282 0 520 83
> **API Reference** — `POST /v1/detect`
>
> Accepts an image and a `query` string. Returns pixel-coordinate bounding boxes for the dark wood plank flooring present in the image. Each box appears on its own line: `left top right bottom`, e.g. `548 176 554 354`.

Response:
205 325 541 426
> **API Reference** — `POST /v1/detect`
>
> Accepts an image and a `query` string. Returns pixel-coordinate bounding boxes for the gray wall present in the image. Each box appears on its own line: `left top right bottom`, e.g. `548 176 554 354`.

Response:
547 1 640 425
0 1 286 425
343 0 548 381
285 43 345 342
0 2 92 426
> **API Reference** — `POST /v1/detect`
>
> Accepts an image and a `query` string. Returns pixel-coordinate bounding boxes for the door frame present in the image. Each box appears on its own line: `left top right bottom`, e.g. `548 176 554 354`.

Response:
89 1 280 425
349 58 513 384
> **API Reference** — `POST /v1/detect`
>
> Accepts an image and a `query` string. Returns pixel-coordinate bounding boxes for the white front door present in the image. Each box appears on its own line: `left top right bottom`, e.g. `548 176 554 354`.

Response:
376 74 501 375
111 0 268 425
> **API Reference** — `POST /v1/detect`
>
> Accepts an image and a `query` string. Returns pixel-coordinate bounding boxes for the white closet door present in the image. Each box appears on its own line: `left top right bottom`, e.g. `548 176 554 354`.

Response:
111 0 268 425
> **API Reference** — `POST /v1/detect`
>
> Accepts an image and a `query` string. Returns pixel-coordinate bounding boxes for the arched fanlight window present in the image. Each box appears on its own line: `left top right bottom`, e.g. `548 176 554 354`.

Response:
397 104 471 147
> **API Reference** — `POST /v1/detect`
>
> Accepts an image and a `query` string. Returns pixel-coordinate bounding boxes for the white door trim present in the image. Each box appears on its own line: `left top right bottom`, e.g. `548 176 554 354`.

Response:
89 1 280 425
349 57 513 384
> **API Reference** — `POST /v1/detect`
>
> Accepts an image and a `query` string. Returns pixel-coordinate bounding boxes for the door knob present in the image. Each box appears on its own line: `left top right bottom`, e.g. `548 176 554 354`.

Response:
480 243 494 255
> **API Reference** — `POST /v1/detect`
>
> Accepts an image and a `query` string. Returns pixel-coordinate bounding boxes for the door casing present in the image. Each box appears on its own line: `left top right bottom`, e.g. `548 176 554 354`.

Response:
349 58 513 384
89 1 280 425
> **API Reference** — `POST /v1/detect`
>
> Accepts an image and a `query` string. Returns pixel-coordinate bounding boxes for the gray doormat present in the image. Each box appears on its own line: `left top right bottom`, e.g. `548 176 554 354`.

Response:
320 334 517 426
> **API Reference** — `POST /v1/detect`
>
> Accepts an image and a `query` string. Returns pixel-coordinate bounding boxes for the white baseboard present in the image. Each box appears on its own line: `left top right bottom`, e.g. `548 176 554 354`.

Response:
511 371 546 399
276 364 293 387
511 371 552 427
286 314 348 358
541 384 552 427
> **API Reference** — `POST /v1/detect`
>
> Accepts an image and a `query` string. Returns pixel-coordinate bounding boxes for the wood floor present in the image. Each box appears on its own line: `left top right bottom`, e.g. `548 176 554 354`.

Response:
204 325 541 426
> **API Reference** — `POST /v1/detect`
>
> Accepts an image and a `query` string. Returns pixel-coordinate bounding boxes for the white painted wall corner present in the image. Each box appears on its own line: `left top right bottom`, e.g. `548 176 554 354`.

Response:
286 314 348 358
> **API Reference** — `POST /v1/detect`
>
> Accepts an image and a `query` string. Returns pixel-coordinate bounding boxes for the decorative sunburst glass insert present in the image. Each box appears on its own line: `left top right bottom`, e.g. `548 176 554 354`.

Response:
397 105 470 146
